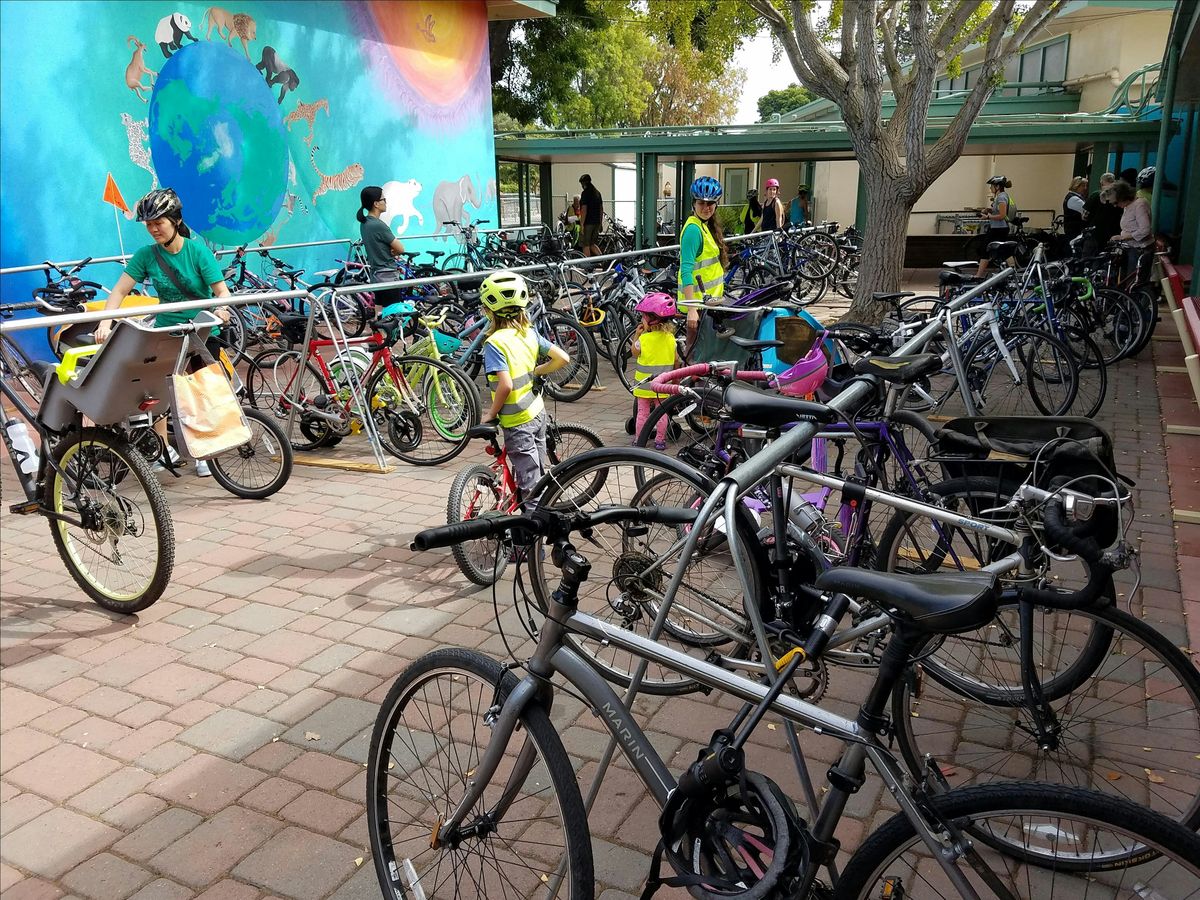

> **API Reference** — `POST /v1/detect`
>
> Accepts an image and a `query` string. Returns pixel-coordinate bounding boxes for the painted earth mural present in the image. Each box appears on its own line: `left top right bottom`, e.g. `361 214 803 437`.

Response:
148 42 288 245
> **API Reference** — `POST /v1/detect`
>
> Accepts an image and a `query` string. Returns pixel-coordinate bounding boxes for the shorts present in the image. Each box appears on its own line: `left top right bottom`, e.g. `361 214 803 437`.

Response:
579 223 601 248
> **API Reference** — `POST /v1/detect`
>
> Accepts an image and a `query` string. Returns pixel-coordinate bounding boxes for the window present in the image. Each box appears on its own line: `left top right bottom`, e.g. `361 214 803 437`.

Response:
724 167 749 203
941 36 1068 98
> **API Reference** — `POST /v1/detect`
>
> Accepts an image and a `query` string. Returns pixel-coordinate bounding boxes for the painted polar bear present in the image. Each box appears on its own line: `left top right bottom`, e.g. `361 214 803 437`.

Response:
380 179 423 234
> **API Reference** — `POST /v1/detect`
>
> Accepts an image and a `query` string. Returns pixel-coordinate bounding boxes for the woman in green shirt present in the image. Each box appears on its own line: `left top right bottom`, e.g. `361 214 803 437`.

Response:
357 185 406 307
95 188 232 475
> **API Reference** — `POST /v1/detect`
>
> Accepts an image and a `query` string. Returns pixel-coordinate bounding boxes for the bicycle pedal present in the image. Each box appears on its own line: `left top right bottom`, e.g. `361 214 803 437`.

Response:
9 500 40 515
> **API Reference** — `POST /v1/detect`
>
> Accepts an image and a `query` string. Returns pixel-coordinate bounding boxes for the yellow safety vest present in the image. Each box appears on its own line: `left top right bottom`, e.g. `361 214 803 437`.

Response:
485 327 544 428
678 216 725 306
633 330 677 399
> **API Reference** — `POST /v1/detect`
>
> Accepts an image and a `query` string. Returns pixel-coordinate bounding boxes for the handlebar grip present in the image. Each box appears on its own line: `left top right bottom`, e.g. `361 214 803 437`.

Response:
1018 494 1113 608
411 515 529 551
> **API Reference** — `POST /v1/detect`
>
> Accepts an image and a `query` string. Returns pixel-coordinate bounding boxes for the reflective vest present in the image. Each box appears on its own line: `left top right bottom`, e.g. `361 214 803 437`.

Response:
678 216 725 305
633 330 676 399
485 327 544 428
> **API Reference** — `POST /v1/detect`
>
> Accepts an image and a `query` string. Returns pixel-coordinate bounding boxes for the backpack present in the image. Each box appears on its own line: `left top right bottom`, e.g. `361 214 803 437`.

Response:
1004 192 1020 224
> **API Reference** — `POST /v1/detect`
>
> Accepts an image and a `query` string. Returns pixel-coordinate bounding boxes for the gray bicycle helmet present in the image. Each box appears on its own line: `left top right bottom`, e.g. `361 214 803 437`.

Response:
135 188 183 223
1136 166 1155 189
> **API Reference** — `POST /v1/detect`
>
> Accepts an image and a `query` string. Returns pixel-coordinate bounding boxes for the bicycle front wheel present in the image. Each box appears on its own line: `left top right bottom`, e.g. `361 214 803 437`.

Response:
542 313 597 402
207 407 294 500
369 357 476 466
838 783 1200 899
366 648 593 900
447 463 511 586
46 428 174 614
955 327 1079 417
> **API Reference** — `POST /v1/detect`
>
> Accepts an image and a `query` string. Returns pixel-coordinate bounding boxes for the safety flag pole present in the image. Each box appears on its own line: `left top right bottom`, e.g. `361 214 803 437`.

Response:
102 173 131 260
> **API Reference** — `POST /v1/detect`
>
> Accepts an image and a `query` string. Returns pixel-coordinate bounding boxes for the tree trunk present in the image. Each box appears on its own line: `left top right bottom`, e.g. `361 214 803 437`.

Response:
845 174 913 325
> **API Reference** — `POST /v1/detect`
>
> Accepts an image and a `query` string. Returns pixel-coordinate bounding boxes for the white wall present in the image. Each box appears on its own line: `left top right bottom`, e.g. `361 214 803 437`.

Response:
549 163 615 217
1063 9 1173 112
812 161 859 228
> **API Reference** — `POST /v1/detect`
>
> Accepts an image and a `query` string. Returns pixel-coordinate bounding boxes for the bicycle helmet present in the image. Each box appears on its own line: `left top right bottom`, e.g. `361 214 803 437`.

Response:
765 178 780 189
135 188 183 222
1137 165 1155 188
479 271 529 313
635 291 677 318
776 340 828 398
691 176 723 201
986 175 1009 187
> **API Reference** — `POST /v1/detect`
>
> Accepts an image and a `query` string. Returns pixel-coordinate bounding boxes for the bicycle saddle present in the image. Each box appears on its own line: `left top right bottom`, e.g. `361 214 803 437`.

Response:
467 422 498 440
722 382 837 427
815 567 999 634
425 251 446 260
938 270 977 286
729 336 783 352
987 241 1019 257
870 291 913 305
852 354 941 383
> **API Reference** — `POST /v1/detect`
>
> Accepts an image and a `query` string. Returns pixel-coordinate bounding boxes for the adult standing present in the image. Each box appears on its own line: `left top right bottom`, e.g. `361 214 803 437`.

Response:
742 189 762 234
1108 180 1152 278
95 188 232 476
754 178 786 233
1061 176 1088 240
357 185 406 306
1083 173 1121 246
973 175 1012 277
577 174 603 257
789 187 810 227
678 176 729 356
1136 166 1155 204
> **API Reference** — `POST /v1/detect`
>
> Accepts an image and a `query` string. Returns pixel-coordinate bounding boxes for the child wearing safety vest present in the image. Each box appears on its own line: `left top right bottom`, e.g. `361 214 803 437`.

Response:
480 271 569 507
631 292 683 451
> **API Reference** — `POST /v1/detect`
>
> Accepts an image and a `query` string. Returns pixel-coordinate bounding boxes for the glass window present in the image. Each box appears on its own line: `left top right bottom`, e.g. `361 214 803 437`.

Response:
724 168 749 203
1002 55 1020 96
1019 49 1041 94
1042 40 1066 82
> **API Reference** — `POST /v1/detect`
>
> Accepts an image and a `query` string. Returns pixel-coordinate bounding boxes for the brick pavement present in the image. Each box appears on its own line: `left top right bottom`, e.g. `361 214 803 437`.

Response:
1 283 1196 898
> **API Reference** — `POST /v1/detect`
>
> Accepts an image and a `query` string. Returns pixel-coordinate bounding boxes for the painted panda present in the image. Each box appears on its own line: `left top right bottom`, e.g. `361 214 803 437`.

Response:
155 12 197 58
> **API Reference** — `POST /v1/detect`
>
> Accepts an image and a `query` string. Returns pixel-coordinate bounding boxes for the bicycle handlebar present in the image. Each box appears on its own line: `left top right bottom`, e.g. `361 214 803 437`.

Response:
411 505 698 552
648 363 773 396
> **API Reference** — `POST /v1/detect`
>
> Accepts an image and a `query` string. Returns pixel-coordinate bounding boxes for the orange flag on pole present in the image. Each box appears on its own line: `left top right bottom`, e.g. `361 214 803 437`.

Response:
102 173 129 213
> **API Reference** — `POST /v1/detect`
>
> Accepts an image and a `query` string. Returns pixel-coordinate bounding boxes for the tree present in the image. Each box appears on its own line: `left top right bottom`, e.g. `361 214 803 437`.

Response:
637 47 742 127
757 84 815 121
647 0 1067 323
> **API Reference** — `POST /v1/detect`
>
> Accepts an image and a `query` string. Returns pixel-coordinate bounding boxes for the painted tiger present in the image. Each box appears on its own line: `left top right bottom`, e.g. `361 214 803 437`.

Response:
310 145 363 205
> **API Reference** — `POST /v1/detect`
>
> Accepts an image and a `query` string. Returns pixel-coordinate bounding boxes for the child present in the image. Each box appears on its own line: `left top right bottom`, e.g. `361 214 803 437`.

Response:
631 292 683 451
480 271 568 507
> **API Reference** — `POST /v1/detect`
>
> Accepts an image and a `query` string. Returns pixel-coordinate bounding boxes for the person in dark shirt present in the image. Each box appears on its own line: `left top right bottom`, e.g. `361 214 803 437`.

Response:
357 185 406 306
578 174 603 257
1082 173 1122 247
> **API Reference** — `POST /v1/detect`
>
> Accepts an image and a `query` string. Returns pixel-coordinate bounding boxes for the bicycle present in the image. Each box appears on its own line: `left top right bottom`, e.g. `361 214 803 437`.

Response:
250 316 478 465
366 505 1200 899
446 414 603 585
1 301 174 613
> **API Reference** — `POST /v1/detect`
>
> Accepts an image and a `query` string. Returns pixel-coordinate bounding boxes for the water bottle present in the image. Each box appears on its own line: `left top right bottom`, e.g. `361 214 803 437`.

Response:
4 419 39 475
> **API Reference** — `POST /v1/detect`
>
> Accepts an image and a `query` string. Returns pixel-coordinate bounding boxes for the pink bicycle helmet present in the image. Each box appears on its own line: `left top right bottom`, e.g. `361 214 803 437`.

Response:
635 291 677 318
776 341 828 397
765 178 780 189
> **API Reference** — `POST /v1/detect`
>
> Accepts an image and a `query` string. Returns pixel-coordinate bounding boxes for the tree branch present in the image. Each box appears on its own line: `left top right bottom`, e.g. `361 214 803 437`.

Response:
933 0 983 52
745 0 850 105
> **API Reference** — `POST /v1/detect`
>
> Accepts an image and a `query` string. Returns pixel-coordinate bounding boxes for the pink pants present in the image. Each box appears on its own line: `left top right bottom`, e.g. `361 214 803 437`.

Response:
636 397 668 444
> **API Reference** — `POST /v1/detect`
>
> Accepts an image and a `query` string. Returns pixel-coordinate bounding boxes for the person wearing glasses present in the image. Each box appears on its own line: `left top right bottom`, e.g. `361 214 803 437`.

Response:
678 176 729 355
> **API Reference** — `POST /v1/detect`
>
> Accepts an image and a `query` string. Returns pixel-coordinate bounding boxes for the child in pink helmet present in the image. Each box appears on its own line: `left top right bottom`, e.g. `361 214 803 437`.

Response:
631 292 682 450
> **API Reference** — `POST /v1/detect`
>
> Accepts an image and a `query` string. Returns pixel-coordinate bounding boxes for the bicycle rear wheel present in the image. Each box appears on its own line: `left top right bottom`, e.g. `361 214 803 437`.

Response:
46 428 173 614
541 314 597 402
366 649 593 900
950 327 1079 417
447 463 511 586
546 422 603 467
370 357 476 466
838 783 1200 898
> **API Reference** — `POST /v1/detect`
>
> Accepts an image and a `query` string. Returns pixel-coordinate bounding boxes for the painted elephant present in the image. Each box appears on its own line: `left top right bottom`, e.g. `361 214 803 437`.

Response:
432 175 484 239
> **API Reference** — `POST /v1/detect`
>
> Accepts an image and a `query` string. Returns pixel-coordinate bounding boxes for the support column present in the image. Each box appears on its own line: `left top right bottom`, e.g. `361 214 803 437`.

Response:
679 160 696 236
495 158 504 227
1151 42 1179 234
641 152 659 249
1089 142 1110 193
854 165 868 232
539 162 553 227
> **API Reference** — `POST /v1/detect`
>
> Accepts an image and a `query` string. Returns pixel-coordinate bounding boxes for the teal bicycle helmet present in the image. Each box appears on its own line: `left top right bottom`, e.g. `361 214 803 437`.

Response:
691 176 723 201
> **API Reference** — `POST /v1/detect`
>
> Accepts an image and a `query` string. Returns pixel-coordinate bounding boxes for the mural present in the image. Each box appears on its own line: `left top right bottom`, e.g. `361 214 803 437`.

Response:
0 0 499 344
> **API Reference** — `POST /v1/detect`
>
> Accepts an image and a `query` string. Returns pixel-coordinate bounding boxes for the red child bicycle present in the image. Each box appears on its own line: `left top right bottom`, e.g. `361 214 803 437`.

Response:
447 417 602 584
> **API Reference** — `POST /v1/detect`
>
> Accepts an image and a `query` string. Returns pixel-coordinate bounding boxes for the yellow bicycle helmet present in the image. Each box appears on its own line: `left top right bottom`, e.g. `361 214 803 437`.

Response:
479 271 530 314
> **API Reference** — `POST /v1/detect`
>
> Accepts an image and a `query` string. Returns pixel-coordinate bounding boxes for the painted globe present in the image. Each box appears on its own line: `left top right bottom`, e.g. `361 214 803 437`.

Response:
148 42 287 244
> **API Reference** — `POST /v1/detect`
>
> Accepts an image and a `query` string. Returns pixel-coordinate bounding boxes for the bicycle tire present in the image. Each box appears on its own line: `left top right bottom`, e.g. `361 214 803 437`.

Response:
1126 283 1159 356
447 463 511 586
1059 323 1107 418
1090 287 1144 363
369 357 475 466
542 313 597 402
206 407 294 500
892 601 1200 845
0 333 45 403
208 307 247 367
528 447 765 695
957 327 1078 417
633 391 723 487
255 349 339 451
547 422 603 466
837 782 1200 897
874 475 1116 702
46 428 174 614
792 231 839 281
366 648 593 900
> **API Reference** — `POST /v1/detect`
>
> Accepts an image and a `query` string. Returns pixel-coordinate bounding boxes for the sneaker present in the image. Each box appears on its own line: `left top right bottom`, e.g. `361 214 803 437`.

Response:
195 460 212 478
151 446 182 473
654 440 668 451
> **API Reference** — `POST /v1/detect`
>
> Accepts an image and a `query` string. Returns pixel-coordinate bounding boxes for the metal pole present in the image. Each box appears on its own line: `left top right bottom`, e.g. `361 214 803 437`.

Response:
0 291 312 333
1150 42 1179 235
